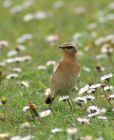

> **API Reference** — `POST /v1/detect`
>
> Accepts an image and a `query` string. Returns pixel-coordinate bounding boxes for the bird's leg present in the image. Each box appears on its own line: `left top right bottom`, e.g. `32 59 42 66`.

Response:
67 99 72 110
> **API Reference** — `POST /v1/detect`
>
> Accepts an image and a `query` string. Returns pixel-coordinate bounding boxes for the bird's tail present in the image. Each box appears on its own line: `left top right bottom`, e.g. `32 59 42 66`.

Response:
45 94 55 104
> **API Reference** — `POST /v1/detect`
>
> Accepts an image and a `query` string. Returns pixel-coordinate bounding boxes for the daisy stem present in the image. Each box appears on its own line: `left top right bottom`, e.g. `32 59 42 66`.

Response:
107 79 111 93
70 97 76 110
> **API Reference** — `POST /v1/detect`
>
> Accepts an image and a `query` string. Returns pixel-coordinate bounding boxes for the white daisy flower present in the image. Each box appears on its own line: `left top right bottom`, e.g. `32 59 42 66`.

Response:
46 34 58 43
74 7 86 14
3 0 12 8
23 13 34 22
35 11 51 20
52 1 64 9
37 65 47 70
0 62 5 67
16 45 26 51
44 88 50 96
0 133 10 140
85 95 95 101
20 122 32 129
66 128 78 135
79 84 89 95
87 89 96 94
98 116 107 120
10 5 23 14
108 2 114 10
11 136 21 140
12 68 22 73
112 108 114 112
6 73 18 79
87 23 97 30
95 37 105 46
104 86 113 91
82 67 91 72
0 40 8 49
7 50 17 57
101 73 113 81
51 128 62 134
74 97 87 106
99 108 106 115
58 96 69 102
89 83 101 89
88 112 100 118
77 117 90 124
17 81 29 88
109 94 114 100
16 34 33 43
46 60 56 66
96 136 104 140
87 106 100 114
23 106 30 112
39 110 52 118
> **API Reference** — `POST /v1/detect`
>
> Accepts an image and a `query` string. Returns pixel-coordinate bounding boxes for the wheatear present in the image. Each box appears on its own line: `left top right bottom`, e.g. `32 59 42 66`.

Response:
45 43 80 106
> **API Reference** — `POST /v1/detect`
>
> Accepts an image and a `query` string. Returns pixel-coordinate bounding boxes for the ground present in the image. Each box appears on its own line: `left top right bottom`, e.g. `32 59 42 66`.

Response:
0 0 114 140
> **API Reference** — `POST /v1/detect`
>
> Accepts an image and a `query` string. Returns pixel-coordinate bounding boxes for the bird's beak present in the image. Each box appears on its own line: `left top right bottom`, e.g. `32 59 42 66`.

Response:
59 46 63 49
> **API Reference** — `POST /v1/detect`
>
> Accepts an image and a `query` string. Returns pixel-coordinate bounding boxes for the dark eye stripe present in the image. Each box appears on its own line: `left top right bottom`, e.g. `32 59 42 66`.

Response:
63 46 73 49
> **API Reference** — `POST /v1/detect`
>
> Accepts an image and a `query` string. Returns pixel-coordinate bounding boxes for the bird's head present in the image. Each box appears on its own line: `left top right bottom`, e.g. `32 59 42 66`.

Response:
59 43 77 57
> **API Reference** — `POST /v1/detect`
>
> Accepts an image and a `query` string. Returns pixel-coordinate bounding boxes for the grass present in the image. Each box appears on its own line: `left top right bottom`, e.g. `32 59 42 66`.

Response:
0 0 114 139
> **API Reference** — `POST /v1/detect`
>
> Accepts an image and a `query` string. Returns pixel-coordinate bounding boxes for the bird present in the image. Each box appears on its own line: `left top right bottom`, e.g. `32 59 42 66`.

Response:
45 43 80 106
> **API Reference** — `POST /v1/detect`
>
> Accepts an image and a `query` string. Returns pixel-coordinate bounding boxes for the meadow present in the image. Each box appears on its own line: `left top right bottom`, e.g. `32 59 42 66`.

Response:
0 0 114 139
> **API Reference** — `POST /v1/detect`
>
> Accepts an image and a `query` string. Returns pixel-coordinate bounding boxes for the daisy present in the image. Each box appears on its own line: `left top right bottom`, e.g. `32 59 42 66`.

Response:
89 83 101 89
17 81 29 88
101 73 113 81
95 37 105 46
96 64 105 72
58 96 69 102
99 108 106 115
78 84 89 95
37 65 47 70
3 0 12 8
16 34 33 43
20 122 32 129
66 127 78 135
0 133 10 140
52 1 64 9
46 34 58 44
6 73 18 79
74 97 87 106
87 89 96 94
109 94 114 100
46 60 56 66
23 106 30 112
88 112 100 118
104 86 113 91
51 128 62 134
74 6 86 15
12 68 22 73
7 50 17 57
84 95 95 102
82 67 91 72
39 110 52 118
15 45 26 51
98 116 107 120
77 117 90 124
87 106 100 114
44 88 50 96
0 40 8 49
23 13 34 22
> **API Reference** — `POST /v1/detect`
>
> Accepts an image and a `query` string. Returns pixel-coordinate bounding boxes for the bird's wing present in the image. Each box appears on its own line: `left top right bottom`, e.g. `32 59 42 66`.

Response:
50 61 63 95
